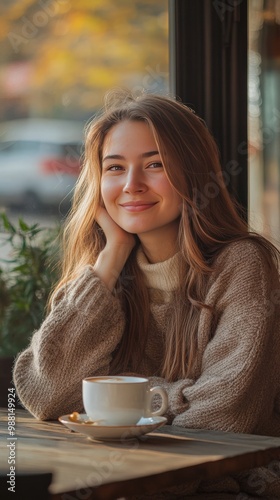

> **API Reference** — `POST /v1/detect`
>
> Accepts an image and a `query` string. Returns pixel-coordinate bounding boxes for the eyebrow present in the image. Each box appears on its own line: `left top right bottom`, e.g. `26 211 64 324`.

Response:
102 150 159 162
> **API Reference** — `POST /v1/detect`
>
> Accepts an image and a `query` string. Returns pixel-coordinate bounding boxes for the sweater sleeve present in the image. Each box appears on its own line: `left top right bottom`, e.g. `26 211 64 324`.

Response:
13 266 125 420
149 241 280 435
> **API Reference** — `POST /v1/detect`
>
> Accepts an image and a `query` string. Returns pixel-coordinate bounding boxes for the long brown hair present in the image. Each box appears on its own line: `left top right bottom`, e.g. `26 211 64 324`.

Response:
50 89 279 381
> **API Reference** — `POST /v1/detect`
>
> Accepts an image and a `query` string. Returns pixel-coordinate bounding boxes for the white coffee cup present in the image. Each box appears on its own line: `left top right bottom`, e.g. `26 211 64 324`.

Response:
82 376 168 426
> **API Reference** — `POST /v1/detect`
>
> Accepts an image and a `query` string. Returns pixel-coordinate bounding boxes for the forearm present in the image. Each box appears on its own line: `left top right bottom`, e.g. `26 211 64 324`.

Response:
13 266 125 420
148 243 280 434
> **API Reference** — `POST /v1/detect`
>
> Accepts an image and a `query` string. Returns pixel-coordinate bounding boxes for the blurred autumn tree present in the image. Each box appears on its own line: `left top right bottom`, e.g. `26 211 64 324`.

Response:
0 0 169 120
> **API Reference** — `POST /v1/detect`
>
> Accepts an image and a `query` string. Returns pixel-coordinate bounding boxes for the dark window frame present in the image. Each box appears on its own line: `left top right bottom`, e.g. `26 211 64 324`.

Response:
168 0 248 214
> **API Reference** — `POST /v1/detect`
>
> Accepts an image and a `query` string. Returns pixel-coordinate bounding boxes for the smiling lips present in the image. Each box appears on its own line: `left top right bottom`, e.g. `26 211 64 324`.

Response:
120 201 157 212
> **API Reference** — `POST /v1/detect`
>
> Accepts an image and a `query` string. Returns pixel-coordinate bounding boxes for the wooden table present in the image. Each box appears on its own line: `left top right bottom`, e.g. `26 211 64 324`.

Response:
1 408 280 499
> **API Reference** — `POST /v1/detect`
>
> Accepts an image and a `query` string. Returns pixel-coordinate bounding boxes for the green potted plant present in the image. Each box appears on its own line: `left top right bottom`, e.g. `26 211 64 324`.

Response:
0 212 61 407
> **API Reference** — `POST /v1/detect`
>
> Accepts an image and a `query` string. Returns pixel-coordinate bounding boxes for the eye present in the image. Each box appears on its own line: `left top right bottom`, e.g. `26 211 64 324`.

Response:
147 162 163 169
104 165 124 172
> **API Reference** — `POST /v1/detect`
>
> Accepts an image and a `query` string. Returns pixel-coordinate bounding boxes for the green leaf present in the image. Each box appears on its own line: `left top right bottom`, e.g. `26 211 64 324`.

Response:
0 213 61 357
18 218 30 232
0 213 16 234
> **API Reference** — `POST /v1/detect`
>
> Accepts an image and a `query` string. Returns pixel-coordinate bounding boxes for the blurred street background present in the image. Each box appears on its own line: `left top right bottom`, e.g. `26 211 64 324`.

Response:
0 0 169 260
0 0 280 251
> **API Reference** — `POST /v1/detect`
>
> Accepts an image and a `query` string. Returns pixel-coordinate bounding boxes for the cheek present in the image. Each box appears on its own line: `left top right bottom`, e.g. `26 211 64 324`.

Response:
166 190 182 214
100 180 111 204
159 180 181 205
100 180 118 212
100 181 106 203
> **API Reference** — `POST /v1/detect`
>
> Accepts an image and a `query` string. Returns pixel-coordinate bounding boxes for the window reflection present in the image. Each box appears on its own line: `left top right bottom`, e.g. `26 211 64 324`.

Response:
249 0 280 246
0 0 169 219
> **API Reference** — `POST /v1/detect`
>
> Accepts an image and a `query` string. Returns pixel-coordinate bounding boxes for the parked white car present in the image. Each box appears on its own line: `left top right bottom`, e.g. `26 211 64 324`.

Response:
0 118 84 214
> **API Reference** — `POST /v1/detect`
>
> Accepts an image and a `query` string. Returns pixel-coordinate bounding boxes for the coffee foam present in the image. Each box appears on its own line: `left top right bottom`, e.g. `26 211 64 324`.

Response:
86 377 125 383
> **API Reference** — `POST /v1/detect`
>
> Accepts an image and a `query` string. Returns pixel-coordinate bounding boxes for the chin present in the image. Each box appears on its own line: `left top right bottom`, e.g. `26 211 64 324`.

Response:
122 227 142 234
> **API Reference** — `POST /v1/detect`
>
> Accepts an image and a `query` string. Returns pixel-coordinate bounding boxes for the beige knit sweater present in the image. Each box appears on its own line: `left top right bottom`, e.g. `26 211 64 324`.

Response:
13 239 280 498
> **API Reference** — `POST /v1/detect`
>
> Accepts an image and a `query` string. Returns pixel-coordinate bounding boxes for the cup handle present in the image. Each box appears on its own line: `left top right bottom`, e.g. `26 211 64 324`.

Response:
148 385 168 417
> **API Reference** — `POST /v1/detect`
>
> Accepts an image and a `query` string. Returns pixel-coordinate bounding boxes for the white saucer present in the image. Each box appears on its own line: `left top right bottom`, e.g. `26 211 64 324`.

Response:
58 414 167 441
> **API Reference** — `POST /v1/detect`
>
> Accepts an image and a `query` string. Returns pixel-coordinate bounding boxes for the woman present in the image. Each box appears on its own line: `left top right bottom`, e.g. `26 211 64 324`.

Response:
13 90 280 498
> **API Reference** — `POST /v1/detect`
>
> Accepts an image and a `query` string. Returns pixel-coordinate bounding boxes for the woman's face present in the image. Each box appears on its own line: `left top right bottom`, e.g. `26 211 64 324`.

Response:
101 120 182 239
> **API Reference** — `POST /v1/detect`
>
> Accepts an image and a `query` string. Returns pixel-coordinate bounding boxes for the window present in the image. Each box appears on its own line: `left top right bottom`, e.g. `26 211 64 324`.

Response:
249 0 280 245
0 0 169 216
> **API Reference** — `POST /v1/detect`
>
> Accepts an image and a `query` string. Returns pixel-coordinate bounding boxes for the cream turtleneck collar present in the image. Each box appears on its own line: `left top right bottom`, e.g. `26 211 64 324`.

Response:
136 247 181 292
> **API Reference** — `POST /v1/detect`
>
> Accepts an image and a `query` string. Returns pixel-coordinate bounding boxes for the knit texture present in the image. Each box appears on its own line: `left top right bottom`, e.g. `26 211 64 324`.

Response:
136 247 181 291
13 239 280 498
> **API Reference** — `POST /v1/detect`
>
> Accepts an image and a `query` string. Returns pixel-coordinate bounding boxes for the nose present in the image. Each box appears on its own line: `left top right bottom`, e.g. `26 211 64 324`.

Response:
123 169 147 194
